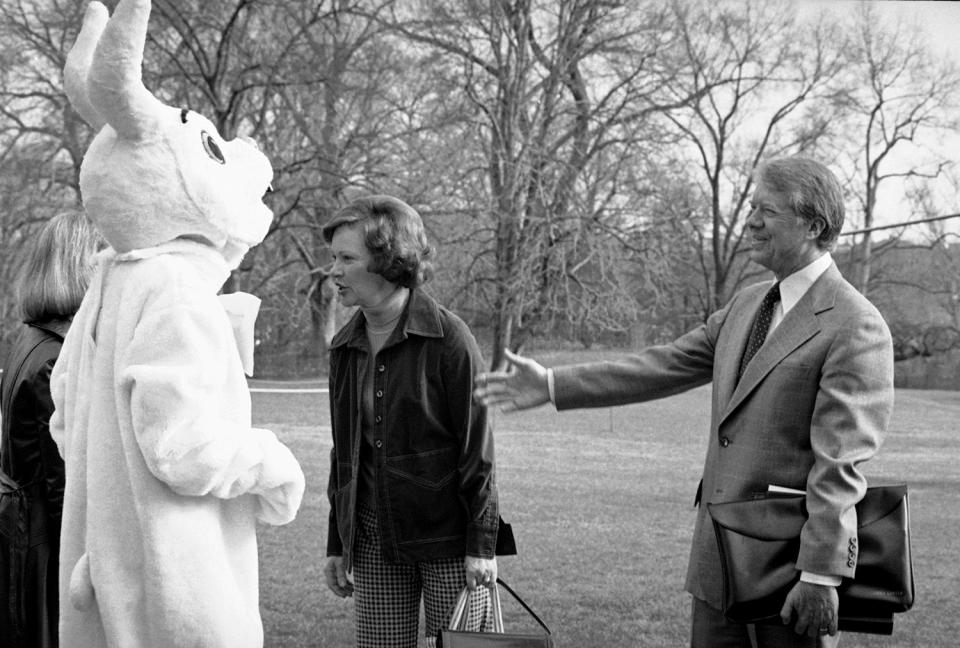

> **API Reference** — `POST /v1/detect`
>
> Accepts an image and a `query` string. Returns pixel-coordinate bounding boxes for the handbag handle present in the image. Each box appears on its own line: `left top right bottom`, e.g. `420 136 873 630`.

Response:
447 577 553 635
494 578 552 635
447 584 504 632
490 581 505 633
446 578 552 636
448 585 503 634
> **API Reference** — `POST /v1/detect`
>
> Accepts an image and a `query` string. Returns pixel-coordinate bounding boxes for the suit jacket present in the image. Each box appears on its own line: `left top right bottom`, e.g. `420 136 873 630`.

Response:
553 262 894 609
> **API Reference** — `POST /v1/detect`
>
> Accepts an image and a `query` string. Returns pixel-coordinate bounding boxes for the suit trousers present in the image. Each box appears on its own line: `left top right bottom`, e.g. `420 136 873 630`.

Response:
353 501 491 648
690 596 837 648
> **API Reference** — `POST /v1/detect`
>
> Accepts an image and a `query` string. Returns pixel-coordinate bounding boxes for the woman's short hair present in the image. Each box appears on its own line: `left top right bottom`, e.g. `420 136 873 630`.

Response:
755 156 845 249
16 210 103 323
322 195 435 288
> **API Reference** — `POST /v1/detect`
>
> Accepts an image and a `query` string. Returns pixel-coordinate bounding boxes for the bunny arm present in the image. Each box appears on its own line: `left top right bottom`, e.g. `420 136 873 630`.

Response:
117 267 304 525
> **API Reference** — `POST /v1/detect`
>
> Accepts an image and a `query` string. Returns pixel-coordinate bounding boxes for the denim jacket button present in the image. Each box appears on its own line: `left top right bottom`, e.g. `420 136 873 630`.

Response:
375 439 382 449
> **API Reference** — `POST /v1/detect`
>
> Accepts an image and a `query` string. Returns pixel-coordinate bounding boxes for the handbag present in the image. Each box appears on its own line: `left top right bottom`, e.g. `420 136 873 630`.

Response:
437 578 554 647
708 484 914 635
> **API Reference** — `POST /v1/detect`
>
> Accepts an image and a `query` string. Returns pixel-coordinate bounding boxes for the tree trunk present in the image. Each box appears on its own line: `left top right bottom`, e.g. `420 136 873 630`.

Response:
856 234 874 296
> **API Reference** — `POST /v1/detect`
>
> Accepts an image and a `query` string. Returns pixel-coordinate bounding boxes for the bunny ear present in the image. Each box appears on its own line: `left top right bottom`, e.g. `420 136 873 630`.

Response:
64 2 109 130
86 0 162 140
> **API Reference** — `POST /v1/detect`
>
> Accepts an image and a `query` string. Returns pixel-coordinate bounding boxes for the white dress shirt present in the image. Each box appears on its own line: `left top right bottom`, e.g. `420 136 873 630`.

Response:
769 252 833 335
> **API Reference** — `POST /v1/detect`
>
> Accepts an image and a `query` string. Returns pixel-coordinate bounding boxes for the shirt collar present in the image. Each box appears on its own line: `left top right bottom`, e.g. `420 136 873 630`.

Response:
330 287 444 350
778 252 833 316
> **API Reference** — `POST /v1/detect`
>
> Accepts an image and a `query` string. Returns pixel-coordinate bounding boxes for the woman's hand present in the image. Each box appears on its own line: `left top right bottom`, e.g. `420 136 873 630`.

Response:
324 556 354 598
464 555 498 590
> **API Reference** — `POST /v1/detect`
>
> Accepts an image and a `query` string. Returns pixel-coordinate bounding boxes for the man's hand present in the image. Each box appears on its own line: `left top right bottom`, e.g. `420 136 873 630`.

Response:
780 580 838 637
464 555 497 591
324 556 354 598
473 349 550 412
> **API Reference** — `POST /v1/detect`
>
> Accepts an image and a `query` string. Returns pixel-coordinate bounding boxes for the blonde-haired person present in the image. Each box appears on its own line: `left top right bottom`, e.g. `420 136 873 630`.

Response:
0 210 102 648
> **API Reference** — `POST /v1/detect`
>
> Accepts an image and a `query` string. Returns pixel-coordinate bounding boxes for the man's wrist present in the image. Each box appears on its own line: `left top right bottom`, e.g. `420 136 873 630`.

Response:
546 368 556 404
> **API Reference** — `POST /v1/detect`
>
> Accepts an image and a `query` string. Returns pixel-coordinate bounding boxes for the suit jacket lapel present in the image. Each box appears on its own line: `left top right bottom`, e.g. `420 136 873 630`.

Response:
719 263 843 424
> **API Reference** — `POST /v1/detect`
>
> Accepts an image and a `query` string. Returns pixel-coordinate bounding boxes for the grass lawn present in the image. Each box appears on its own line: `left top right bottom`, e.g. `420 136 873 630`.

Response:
253 350 960 647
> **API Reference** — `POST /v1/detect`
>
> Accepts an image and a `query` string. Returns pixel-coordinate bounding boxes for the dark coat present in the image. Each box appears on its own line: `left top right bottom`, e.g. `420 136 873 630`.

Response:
1 319 69 648
326 289 502 568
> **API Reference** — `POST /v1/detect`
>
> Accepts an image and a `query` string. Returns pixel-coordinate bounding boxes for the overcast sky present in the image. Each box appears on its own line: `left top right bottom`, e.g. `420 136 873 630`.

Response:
797 0 960 63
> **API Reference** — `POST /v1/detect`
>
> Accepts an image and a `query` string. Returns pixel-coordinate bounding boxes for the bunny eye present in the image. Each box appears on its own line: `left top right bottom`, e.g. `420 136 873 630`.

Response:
201 131 226 165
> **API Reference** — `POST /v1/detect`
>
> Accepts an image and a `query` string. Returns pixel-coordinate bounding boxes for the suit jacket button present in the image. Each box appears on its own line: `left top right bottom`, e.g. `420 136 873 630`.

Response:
847 559 856 567
719 437 731 447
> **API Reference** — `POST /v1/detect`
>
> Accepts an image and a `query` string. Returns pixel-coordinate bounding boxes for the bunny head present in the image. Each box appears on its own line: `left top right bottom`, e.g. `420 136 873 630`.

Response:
63 0 274 266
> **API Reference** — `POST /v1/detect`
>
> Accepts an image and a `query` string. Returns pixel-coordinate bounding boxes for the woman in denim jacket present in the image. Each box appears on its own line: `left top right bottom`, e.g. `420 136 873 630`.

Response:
323 195 506 647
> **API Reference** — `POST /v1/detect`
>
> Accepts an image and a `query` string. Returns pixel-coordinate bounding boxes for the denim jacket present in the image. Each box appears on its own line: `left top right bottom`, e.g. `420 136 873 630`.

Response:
326 289 499 567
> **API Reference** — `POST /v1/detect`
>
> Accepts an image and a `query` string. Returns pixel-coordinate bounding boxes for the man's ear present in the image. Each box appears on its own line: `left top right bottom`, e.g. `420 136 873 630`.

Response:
807 216 826 240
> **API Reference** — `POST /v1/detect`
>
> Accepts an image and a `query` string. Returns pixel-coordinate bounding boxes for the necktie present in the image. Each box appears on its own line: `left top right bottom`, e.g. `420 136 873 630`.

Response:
737 283 781 381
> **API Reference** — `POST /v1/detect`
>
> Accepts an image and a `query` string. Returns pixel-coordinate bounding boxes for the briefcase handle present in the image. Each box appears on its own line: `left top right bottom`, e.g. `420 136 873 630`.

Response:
448 578 552 636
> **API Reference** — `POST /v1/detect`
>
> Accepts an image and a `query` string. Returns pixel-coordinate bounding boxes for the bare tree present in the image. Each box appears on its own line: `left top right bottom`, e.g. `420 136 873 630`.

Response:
0 0 415 370
374 0 717 366
651 0 845 318
145 0 336 301
0 0 89 344
864 168 960 360
827 3 960 296
246 0 439 368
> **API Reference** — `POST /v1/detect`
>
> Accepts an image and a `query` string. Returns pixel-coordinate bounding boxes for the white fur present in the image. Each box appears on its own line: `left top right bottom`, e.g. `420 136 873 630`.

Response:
53 2 304 647
63 0 274 257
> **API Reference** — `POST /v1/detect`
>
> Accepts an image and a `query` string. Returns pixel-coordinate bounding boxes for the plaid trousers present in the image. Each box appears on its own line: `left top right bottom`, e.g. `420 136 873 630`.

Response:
353 502 491 648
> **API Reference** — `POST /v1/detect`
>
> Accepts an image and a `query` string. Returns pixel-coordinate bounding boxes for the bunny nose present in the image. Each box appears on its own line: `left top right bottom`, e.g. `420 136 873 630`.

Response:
238 135 260 151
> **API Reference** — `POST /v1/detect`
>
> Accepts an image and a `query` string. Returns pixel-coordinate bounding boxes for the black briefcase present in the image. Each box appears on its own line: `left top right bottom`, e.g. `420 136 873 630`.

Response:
708 484 914 634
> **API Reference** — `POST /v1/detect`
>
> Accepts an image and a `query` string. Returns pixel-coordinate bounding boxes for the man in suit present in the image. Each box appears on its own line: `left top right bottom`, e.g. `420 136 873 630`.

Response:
473 156 894 647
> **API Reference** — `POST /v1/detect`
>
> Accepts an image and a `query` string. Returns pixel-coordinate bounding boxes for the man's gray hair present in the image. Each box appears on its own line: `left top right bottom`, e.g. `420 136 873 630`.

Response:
755 157 845 249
